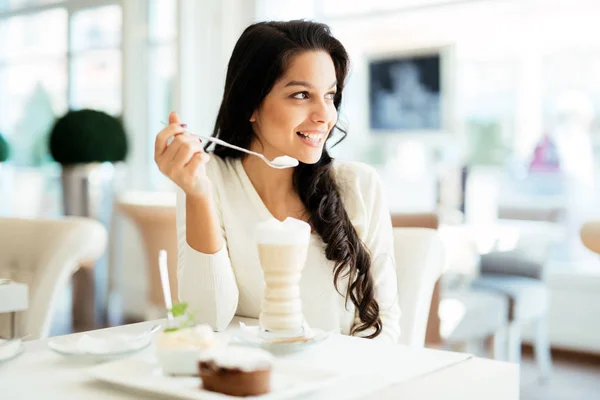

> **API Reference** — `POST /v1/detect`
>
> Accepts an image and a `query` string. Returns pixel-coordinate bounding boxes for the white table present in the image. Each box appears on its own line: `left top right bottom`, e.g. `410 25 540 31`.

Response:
1 318 519 399
0 281 28 338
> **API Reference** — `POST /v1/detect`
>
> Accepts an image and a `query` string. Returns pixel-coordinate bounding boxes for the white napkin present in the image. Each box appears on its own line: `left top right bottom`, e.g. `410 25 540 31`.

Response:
0 339 22 361
49 332 150 355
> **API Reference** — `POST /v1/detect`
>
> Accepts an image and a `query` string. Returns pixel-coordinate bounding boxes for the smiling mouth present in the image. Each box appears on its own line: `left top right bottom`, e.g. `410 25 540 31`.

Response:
296 132 325 145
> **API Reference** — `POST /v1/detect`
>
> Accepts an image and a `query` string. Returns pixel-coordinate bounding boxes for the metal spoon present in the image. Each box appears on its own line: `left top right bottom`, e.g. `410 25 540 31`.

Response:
160 121 299 169
196 134 299 169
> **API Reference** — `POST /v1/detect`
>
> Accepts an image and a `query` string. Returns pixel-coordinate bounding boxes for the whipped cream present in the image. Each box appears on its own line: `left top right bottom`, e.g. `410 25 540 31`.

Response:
198 347 273 372
156 325 217 350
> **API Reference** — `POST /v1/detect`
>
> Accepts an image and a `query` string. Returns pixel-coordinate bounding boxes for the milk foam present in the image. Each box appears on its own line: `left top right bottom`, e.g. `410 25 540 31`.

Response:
255 217 310 245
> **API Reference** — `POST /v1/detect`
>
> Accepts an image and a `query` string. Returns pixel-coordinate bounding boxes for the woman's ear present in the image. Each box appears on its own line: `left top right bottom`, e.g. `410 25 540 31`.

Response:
249 110 257 122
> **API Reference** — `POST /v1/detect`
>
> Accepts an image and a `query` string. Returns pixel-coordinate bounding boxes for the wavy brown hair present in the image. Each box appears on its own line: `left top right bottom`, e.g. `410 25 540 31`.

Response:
210 20 381 338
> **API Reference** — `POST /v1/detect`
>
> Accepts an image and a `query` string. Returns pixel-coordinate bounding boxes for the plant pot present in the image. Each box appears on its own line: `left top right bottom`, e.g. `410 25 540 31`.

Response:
61 162 116 332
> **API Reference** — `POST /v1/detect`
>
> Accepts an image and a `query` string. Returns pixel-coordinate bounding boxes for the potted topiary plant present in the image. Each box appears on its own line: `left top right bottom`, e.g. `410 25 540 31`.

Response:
0 133 9 164
49 109 128 331
0 133 10 215
49 108 128 217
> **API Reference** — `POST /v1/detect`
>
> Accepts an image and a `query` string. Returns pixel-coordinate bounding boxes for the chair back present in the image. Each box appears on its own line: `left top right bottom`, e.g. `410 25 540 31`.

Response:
581 221 600 255
0 217 107 339
393 227 444 347
116 191 178 319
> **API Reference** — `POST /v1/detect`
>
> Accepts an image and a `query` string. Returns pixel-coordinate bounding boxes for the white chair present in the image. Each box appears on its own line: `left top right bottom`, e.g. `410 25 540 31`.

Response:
472 247 553 379
116 191 178 320
581 220 600 254
393 227 445 347
0 217 107 339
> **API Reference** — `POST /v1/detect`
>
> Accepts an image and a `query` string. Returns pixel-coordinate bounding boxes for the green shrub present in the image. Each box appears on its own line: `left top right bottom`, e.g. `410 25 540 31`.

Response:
0 134 9 162
49 109 128 165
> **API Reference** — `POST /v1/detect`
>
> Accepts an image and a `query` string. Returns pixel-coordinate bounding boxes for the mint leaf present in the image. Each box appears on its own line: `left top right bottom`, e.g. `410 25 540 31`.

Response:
169 302 188 317
163 302 197 333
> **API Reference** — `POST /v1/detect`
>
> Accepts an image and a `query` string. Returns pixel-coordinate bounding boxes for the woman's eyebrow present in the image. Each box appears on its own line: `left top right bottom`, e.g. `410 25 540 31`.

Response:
284 80 337 89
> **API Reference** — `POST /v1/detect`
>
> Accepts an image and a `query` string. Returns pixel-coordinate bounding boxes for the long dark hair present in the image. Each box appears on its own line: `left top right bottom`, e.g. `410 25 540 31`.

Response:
210 20 381 338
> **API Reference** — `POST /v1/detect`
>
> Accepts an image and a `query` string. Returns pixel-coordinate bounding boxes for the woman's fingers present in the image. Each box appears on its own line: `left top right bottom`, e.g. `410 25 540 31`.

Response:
153 113 213 197
161 134 200 162
168 111 181 125
184 153 210 186
154 123 186 157
171 137 205 167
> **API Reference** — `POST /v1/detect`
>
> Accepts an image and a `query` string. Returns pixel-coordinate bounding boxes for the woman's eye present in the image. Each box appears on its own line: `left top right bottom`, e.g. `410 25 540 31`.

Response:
291 92 309 100
291 91 336 100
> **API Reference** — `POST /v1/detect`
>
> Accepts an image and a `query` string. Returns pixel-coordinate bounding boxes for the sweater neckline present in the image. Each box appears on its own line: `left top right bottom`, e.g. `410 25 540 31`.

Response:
233 158 318 239
233 158 277 221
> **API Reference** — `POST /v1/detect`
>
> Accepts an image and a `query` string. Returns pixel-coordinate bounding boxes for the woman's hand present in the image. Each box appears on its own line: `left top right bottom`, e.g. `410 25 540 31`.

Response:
154 112 212 199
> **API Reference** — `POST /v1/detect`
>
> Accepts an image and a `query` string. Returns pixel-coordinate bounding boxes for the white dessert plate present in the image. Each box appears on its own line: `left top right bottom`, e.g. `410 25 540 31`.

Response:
87 356 341 399
48 332 153 360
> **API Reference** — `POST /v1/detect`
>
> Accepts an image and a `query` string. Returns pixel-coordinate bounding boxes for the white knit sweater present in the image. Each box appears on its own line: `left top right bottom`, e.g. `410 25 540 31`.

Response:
176 156 401 343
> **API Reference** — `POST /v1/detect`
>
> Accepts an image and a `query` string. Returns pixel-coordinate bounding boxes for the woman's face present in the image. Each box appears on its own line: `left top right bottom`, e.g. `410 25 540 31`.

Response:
250 50 338 165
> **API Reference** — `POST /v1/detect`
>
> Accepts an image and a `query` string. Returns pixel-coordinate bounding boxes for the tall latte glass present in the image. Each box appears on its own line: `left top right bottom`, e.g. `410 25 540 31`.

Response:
255 217 311 339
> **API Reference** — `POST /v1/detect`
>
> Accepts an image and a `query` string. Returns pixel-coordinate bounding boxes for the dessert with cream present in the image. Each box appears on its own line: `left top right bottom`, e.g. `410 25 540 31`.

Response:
198 347 273 397
156 324 218 350
155 324 226 376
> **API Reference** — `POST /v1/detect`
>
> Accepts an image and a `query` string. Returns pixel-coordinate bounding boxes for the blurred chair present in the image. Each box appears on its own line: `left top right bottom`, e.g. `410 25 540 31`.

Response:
392 213 508 358
393 227 444 347
471 249 552 378
581 221 600 254
391 213 442 344
116 191 177 320
438 226 510 360
0 217 107 339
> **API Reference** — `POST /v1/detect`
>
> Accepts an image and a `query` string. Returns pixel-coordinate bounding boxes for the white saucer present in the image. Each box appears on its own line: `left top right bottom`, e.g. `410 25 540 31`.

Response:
0 339 24 363
48 333 151 360
233 323 331 355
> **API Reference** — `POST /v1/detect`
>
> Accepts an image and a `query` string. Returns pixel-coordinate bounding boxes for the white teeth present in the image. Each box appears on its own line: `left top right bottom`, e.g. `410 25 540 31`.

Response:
297 132 321 143
298 132 322 141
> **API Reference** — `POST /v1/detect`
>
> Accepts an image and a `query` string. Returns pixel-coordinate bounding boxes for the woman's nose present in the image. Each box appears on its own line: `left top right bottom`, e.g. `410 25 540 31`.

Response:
310 100 331 124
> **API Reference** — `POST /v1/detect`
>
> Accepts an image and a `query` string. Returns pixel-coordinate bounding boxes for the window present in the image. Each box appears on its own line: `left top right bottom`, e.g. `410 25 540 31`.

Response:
0 8 67 166
148 0 178 190
69 5 122 114
0 1 122 167
0 0 62 12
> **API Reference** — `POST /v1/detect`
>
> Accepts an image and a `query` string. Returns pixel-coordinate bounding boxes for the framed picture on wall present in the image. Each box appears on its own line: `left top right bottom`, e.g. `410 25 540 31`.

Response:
367 46 454 137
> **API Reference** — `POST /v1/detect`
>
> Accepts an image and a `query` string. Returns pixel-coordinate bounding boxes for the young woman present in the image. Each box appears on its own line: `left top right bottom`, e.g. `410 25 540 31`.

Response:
154 20 400 343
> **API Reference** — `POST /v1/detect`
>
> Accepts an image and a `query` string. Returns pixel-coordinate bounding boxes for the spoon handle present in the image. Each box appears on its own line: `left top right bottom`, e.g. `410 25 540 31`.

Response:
158 250 174 324
193 133 264 160
160 121 271 166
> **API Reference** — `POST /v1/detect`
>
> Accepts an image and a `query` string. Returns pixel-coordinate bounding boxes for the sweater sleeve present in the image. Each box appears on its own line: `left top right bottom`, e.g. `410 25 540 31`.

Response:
348 164 402 344
176 162 239 331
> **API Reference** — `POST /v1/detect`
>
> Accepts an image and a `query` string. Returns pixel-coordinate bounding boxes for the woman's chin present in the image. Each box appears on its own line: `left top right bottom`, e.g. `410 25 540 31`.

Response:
296 152 323 165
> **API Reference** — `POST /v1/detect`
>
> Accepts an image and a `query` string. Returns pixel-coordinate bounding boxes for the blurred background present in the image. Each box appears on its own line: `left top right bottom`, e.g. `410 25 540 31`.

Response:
1 0 600 398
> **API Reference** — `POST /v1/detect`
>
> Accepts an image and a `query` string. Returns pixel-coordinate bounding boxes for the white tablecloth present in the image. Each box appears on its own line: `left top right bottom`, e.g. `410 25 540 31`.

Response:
0 317 519 399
